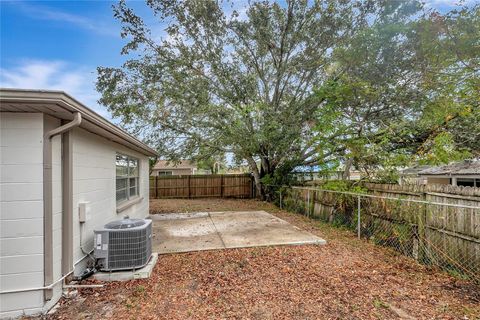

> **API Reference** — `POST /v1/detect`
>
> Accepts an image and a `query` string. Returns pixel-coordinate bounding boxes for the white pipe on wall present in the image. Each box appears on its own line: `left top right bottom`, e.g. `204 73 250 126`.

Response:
43 112 82 300
0 250 91 295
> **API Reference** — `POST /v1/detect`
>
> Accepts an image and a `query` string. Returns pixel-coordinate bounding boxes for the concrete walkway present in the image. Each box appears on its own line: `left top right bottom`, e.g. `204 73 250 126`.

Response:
150 210 326 254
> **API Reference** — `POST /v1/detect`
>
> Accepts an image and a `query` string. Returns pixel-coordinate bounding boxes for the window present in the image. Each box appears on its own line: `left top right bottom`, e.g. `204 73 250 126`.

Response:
116 153 139 204
457 178 475 187
158 171 173 176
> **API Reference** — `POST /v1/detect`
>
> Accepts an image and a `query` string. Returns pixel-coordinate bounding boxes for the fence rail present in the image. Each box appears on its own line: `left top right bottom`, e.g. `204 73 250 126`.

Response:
272 183 480 283
149 174 254 199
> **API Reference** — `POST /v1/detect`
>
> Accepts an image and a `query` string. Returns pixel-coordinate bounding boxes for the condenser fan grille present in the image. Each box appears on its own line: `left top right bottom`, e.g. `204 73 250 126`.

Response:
94 219 152 271
108 229 150 269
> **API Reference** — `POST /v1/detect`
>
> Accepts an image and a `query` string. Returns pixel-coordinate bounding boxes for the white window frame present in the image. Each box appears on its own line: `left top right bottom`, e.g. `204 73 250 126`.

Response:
116 153 140 205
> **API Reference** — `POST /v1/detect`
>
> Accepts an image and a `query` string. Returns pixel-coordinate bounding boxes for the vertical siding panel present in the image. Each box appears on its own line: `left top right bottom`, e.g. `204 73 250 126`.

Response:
0 113 45 317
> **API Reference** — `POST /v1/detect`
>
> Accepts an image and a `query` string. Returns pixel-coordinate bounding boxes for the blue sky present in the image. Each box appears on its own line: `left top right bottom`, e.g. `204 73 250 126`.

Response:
0 0 160 119
0 0 476 120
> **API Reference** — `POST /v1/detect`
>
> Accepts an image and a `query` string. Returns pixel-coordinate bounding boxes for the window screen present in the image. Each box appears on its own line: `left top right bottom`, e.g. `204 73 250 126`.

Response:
116 153 139 203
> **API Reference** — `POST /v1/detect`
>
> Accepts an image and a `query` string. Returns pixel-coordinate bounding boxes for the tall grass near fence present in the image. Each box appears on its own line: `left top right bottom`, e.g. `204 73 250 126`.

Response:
276 182 480 283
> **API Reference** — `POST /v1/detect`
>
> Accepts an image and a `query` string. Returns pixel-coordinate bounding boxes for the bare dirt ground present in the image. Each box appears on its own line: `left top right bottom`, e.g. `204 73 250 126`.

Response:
149 197 278 214
47 198 479 320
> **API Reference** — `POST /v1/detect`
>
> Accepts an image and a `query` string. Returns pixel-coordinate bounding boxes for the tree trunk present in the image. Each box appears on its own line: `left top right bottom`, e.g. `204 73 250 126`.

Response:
246 157 264 199
342 158 353 180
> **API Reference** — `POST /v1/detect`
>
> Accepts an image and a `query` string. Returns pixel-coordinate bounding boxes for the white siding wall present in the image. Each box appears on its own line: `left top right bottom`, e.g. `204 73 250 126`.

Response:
71 128 149 274
0 113 45 318
0 114 150 318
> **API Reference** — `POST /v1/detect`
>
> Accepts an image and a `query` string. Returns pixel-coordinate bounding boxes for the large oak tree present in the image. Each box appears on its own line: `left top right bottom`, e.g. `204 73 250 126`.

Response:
98 0 424 196
97 0 478 194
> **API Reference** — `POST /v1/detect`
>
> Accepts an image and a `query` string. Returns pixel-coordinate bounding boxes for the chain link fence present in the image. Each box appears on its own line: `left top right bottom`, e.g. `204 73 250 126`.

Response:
269 185 480 283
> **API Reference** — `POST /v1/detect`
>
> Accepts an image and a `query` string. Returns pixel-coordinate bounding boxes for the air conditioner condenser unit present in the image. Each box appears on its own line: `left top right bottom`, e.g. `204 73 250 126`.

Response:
94 218 152 271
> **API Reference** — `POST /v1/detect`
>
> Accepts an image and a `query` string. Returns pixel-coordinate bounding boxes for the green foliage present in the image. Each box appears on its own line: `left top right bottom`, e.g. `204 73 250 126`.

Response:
418 132 471 165
193 146 226 174
311 1 426 178
367 220 414 256
405 5 479 160
311 3 479 178
97 0 478 195
100 0 392 196
373 298 389 309
321 180 367 194
282 192 306 215
148 157 158 175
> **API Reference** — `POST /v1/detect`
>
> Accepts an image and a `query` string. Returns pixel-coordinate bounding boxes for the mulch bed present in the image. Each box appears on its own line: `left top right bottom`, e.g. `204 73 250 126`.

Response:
46 199 479 320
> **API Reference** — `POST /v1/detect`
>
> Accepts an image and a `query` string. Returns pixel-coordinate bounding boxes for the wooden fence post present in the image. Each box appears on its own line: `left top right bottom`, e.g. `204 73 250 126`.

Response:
220 175 224 198
250 176 255 199
306 189 310 217
155 176 158 199
187 175 191 199
416 191 427 262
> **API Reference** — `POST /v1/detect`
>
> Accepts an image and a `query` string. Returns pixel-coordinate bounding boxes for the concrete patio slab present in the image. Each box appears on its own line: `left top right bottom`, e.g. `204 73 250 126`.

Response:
151 213 225 254
150 210 326 254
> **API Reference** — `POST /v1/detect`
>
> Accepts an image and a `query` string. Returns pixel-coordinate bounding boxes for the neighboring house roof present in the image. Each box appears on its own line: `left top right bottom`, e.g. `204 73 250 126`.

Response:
418 160 480 176
0 88 157 157
401 165 433 175
153 160 197 170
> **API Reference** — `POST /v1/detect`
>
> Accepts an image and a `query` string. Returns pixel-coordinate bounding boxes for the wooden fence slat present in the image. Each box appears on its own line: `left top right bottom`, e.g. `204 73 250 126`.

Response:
282 183 480 282
150 174 253 199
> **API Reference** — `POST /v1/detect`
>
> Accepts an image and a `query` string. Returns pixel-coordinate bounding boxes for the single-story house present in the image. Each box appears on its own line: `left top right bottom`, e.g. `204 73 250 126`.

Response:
151 160 197 176
399 165 432 185
0 89 157 318
418 160 480 187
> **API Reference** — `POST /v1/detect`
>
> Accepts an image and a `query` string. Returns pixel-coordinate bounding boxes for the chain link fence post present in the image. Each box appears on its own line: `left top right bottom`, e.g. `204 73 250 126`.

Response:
280 185 479 283
357 195 361 239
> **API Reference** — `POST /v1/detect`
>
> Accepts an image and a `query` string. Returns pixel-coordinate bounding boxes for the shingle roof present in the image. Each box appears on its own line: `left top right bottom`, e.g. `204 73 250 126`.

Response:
418 160 480 175
401 165 433 175
153 160 196 170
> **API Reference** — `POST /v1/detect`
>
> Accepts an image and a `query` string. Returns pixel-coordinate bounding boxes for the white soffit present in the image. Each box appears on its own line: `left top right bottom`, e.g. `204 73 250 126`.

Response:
0 89 157 157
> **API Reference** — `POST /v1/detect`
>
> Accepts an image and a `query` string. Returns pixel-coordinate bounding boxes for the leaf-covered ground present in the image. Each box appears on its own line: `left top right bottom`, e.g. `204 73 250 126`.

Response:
47 199 479 320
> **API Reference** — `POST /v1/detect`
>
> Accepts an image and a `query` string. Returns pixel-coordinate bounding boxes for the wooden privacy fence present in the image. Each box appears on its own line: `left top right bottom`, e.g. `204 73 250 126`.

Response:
279 183 480 282
150 174 254 199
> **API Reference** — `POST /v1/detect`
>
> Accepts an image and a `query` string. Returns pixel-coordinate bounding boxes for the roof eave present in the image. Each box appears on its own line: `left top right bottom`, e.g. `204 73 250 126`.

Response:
0 88 158 157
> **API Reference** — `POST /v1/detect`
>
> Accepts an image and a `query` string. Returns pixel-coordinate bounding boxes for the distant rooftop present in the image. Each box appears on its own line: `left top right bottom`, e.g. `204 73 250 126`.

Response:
153 160 196 170
418 160 480 176
401 165 433 175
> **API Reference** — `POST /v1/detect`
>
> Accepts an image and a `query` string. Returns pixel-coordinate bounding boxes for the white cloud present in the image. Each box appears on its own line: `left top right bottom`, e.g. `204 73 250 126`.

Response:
8 1 119 37
0 60 112 120
423 0 477 8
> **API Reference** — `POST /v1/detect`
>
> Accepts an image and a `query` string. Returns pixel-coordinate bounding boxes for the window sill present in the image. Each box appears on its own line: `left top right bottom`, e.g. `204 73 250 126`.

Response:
116 196 143 213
